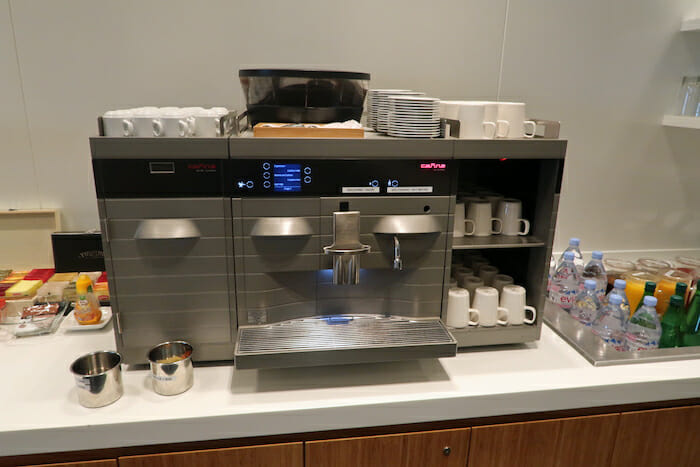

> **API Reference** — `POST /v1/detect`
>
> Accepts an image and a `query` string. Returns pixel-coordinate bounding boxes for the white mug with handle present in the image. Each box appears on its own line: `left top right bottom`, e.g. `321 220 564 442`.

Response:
496 102 536 138
472 286 509 326
466 200 502 237
102 109 134 137
154 110 194 137
497 198 530 236
500 285 536 325
446 287 480 328
456 102 496 139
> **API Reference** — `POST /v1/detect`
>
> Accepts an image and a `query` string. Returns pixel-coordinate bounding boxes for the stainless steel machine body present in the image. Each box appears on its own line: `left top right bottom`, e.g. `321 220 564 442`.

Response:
90 135 567 368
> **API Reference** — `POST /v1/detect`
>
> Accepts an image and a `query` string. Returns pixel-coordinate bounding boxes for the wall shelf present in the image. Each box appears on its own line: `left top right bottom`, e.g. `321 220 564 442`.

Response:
662 115 700 129
452 236 545 250
681 17 700 31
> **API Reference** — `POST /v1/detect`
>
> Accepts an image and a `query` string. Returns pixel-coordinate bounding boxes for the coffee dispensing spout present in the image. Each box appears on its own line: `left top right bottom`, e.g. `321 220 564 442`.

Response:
323 211 370 285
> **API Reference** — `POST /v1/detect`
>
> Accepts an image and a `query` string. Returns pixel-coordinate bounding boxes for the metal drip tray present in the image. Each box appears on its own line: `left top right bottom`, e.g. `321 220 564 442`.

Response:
234 315 457 369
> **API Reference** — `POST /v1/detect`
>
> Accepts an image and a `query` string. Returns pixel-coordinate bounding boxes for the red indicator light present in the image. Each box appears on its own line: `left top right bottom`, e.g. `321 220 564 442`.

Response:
499 158 507 161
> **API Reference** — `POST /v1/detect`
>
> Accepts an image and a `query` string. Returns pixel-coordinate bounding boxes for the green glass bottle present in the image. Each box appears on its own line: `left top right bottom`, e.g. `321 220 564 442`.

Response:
635 281 657 313
681 289 700 347
675 281 688 304
660 295 685 348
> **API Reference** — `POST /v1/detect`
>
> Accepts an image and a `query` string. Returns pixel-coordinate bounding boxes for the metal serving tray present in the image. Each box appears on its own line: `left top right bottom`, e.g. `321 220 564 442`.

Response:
544 301 700 366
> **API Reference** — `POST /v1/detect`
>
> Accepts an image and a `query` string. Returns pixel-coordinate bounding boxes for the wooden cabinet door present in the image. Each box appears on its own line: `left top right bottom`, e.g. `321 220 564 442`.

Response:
118 442 302 467
468 413 619 467
610 405 700 467
25 461 116 467
305 428 470 467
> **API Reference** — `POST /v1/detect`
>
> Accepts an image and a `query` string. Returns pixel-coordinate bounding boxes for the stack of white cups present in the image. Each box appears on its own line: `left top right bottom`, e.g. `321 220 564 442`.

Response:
102 106 229 137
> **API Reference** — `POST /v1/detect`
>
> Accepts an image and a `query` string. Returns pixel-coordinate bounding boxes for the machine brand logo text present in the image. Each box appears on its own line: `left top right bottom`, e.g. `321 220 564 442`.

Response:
420 162 446 170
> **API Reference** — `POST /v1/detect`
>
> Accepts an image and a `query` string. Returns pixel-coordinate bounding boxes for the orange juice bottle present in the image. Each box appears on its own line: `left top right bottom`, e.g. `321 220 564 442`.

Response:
74 275 102 325
623 271 660 314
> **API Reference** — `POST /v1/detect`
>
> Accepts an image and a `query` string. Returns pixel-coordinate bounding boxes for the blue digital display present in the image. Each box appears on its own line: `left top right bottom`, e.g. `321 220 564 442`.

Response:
273 164 302 192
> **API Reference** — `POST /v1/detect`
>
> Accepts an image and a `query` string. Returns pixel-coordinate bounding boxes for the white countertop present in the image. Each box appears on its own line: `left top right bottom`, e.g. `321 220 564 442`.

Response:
1 320 699 457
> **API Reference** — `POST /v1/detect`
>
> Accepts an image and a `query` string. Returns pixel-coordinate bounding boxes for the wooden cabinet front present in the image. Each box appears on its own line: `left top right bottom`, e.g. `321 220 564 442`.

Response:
118 442 302 467
305 428 470 467
468 413 619 467
610 405 700 467
25 461 116 467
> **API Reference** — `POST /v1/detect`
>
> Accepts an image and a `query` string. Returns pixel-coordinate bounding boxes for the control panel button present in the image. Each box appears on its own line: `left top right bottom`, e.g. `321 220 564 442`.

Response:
262 162 271 170
246 181 254 188
370 180 379 187
304 166 311 175
304 175 312 184
263 172 271 179
263 180 271 188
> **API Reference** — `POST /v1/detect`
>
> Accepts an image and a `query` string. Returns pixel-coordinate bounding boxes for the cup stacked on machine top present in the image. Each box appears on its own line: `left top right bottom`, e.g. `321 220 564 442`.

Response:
371 90 425 133
386 96 441 138
101 107 229 137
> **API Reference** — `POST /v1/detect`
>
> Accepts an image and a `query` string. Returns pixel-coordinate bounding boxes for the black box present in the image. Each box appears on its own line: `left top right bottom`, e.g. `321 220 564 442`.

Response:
51 232 105 273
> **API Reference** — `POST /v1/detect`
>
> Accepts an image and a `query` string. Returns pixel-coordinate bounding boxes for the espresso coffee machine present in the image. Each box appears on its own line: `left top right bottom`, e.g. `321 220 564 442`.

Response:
229 158 457 368
91 135 565 369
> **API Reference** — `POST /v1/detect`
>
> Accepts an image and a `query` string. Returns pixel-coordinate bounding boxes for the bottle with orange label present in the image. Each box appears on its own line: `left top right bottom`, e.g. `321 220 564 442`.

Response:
74 275 102 325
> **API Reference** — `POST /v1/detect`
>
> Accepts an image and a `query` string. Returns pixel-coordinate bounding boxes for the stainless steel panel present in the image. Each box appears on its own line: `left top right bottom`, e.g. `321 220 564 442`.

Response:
450 323 541 347
321 196 451 215
240 198 320 217
90 137 229 159
109 238 228 259
241 217 320 237
110 256 227 277
120 309 230 329
116 292 229 313
234 315 457 369
104 198 226 219
544 302 700 366
114 275 228 295
108 218 226 240
238 236 320 255
121 323 232 347
320 216 448 236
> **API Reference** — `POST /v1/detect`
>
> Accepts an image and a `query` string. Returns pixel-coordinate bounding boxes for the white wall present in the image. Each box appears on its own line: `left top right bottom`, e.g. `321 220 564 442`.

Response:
1 0 699 252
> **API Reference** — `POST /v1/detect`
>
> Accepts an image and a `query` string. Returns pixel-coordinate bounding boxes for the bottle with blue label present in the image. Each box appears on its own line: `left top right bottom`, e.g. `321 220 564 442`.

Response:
625 295 662 351
549 251 581 311
558 237 584 275
581 251 607 300
592 294 626 350
570 279 601 325
604 279 630 318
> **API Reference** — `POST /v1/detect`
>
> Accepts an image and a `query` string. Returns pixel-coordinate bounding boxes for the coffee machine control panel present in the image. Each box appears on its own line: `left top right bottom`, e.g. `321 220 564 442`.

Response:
229 160 453 196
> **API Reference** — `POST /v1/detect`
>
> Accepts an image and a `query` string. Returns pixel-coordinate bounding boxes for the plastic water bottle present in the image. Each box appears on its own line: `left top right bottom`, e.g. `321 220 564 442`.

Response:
558 237 584 275
581 251 607 300
549 251 581 311
625 296 662 351
570 279 601 325
604 279 630 318
592 294 626 350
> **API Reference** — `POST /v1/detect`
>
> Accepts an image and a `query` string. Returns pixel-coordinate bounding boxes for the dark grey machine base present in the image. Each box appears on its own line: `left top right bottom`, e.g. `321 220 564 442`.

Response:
234 315 457 369
544 301 700 366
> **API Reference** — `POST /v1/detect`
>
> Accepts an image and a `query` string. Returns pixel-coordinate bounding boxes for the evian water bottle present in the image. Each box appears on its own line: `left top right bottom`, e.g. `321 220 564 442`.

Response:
549 251 581 311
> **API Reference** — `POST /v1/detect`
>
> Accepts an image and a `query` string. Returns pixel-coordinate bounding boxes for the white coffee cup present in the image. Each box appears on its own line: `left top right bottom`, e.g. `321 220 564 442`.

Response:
472 287 509 326
154 110 194 137
456 102 496 139
466 200 502 237
479 264 499 287
476 192 504 217
190 108 226 137
497 198 530 236
102 110 134 137
462 276 485 305
492 274 514 295
496 102 536 138
446 288 480 328
454 202 476 237
131 108 161 137
500 285 536 325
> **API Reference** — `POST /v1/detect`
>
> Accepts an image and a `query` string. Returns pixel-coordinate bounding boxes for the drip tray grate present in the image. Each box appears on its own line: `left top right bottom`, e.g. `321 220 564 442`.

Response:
234 315 457 369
